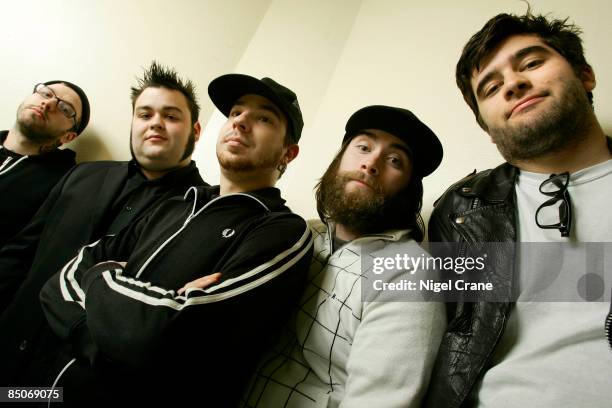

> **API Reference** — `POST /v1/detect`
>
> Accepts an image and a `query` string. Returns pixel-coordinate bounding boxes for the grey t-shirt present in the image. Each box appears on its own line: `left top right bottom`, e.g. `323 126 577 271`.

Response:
474 159 612 407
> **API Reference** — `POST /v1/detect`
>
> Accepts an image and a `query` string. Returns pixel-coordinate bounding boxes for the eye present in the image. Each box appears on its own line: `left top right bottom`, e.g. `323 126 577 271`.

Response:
57 103 73 117
258 115 271 123
138 112 151 119
522 59 543 70
229 109 241 117
388 155 403 168
356 144 370 152
166 114 178 120
40 90 54 99
484 82 501 97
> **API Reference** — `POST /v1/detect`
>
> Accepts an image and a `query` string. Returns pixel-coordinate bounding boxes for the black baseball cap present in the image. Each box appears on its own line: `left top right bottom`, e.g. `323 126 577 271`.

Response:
43 80 90 135
343 105 443 177
208 74 303 143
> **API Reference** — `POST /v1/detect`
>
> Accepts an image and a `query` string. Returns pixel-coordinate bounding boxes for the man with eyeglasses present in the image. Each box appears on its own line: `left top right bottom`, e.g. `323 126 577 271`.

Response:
0 62 205 387
1 81 90 246
426 11 612 408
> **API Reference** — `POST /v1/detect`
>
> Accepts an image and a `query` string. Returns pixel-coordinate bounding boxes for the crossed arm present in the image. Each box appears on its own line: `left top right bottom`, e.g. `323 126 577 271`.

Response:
40 211 313 370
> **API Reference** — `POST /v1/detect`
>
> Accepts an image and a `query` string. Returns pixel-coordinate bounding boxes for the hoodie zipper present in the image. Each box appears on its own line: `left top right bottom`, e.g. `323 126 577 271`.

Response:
135 191 270 279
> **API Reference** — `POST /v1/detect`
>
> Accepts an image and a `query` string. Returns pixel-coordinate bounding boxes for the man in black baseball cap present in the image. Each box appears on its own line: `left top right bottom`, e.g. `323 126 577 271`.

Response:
321 104 443 240
243 105 445 407
209 74 303 181
0 80 90 246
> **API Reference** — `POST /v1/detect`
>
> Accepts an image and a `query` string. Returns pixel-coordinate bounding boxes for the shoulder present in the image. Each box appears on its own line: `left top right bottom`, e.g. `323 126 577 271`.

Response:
73 160 126 171
262 210 309 233
432 162 515 213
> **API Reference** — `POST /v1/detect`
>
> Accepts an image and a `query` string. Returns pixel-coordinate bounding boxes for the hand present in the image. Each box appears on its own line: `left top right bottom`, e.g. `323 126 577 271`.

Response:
177 272 222 295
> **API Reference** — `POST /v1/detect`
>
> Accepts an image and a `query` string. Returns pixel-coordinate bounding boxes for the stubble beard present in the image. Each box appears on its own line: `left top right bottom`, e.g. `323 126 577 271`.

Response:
16 107 63 146
217 141 283 174
488 78 593 163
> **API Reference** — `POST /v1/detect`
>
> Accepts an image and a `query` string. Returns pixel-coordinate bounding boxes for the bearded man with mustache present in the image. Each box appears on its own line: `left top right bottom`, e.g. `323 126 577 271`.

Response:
243 105 446 407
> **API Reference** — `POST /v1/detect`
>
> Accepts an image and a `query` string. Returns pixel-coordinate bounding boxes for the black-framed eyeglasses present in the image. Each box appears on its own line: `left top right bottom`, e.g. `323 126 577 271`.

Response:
535 172 572 237
33 83 78 130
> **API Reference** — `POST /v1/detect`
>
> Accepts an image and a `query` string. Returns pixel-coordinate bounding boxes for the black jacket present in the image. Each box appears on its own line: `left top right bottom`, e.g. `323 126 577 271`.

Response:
0 130 76 246
39 186 313 405
425 162 516 408
426 154 612 407
0 160 205 385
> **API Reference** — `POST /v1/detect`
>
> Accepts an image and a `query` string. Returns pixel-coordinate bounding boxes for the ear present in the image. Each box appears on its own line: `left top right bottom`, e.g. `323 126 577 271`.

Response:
283 144 299 165
579 65 596 92
193 121 202 142
58 131 77 145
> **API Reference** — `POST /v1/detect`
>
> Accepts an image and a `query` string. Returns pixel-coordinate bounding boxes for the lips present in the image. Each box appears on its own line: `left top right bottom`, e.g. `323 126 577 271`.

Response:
28 106 46 121
508 94 547 118
349 178 373 189
224 135 249 147
144 134 167 142
345 172 378 190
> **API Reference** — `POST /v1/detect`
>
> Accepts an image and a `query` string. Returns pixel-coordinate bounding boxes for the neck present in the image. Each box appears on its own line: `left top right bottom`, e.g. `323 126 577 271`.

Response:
514 122 611 174
334 223 360 241
140 159 190 180
3 127 55 156
219 168 276 195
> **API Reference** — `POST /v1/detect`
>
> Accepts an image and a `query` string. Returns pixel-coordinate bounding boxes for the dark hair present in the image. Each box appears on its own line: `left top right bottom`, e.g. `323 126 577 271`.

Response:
456 11 592 129
131 61 200 125
315 141 425 243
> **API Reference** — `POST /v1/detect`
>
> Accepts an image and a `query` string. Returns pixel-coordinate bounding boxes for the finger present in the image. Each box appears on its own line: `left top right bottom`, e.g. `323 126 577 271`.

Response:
179 273 222 293
189 273 222 289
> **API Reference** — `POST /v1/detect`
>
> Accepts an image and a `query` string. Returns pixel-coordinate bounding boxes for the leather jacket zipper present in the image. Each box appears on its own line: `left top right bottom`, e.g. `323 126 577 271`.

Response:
457 197 480 257
606 305 612 350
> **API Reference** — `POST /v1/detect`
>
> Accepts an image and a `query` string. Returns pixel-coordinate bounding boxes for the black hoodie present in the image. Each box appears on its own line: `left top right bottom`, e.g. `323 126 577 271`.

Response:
0 130 76 246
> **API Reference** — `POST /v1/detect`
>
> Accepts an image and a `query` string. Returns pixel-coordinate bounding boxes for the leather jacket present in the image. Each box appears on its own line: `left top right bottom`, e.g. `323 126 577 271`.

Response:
425 150 612 407
425 162 517 408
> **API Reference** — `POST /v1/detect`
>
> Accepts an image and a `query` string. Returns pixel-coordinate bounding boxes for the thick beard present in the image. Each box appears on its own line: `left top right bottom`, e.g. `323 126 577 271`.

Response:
488 78 593 163
319 169 390 235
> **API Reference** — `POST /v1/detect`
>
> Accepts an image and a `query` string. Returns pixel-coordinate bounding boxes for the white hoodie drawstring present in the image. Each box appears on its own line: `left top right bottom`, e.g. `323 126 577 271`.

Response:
0 155 28 175
48 357 76 407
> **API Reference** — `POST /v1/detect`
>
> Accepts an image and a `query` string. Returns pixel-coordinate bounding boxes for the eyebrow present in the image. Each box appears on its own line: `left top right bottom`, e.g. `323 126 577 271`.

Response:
136 105 183 113
233 99 283 121
475 45 552 98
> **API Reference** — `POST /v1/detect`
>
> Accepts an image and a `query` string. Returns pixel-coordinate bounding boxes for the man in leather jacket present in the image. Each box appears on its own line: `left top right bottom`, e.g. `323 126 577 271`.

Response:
425 11 612 407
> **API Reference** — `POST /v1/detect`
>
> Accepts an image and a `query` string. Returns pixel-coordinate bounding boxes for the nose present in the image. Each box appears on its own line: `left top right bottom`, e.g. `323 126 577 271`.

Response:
40 97 58 112
149 112 164 130
361 155 380 176
232 111 251 132
504 71 531 100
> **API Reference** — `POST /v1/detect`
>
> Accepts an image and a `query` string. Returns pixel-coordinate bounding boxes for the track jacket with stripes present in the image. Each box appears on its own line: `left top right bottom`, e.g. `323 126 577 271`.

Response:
39 185 313 405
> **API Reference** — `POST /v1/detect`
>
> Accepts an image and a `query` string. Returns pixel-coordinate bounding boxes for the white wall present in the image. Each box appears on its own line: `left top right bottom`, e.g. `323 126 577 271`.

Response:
3 0 611 223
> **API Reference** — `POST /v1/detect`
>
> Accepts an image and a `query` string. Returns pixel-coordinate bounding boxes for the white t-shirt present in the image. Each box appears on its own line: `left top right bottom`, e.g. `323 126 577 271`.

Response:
474 159 612 407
